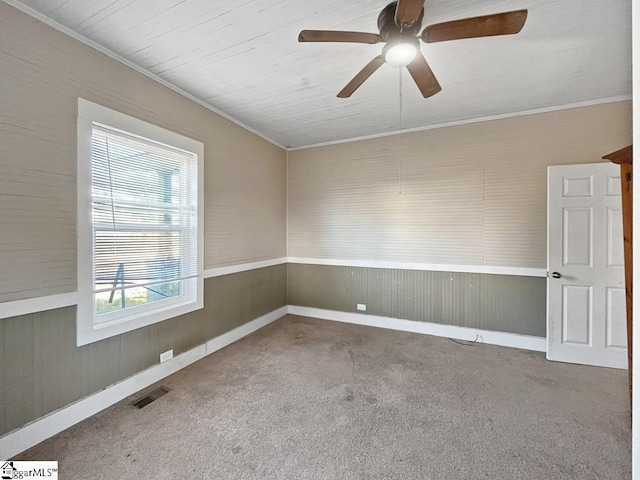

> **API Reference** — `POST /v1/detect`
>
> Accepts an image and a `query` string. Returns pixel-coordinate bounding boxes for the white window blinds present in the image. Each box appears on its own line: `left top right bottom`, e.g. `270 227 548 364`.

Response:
90 124 198 321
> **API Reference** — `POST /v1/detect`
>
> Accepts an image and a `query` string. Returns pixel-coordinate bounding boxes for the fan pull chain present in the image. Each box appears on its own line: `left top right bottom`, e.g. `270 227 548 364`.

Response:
398 66 403 194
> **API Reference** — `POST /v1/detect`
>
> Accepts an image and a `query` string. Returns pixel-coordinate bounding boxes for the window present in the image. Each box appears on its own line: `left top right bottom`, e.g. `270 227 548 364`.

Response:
77 99 203 346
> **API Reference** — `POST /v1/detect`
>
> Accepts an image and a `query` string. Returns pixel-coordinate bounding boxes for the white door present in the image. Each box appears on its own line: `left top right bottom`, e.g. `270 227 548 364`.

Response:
547 163 627 369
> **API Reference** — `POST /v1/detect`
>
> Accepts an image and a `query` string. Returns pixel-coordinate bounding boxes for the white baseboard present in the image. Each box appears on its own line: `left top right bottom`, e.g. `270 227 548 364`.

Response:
287 306 546 352
0 306 288 460
1 304 542 459
205 306 286 354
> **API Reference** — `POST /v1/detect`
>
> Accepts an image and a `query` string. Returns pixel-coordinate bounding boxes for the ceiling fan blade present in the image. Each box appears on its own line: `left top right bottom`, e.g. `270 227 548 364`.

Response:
298 30 381 44
421 10 528 43
406 51 441 98
395 0 425 27
337 55 385 98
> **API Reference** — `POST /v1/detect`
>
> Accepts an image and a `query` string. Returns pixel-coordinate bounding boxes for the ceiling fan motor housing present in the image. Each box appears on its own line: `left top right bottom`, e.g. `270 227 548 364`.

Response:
378 1 424 41
297 1 528 98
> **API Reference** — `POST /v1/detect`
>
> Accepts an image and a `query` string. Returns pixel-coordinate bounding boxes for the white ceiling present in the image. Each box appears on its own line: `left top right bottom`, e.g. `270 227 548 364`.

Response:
11 0 632 149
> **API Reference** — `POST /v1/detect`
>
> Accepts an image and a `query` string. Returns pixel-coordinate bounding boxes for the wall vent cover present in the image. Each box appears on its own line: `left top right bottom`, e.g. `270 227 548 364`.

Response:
131 386 171 409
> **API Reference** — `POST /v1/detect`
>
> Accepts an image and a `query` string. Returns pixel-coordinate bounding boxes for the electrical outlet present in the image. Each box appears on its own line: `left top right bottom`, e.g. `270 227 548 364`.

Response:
357 304 367 311
160 349 173 363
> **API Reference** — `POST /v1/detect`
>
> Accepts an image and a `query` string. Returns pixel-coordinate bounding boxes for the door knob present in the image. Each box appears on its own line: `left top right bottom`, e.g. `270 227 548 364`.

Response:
551 272 562 279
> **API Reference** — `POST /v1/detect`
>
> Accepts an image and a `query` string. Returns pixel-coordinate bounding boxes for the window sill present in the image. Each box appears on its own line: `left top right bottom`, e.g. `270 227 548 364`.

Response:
76 296 203 346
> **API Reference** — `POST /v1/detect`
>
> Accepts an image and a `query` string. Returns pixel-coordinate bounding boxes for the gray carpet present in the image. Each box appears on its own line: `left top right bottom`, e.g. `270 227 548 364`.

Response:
16 315 631 479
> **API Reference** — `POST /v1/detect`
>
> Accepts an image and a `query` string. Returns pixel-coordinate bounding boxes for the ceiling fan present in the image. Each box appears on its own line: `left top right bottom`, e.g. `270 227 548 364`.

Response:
298 0 528 98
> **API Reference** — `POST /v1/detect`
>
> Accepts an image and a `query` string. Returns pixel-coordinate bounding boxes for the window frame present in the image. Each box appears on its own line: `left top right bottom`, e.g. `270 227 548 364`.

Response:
77 99 204 346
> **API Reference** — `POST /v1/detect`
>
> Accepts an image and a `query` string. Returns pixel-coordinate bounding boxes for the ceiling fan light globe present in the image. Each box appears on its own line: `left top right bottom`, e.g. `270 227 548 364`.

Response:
384 42 417 67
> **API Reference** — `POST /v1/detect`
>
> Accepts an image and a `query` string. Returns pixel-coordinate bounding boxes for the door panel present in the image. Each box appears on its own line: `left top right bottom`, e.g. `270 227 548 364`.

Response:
547 163 626 369
562 207 592 266
563 175 593 197
605 287 626 349
607 207 624 267
607 174 621 196
561 285 591 345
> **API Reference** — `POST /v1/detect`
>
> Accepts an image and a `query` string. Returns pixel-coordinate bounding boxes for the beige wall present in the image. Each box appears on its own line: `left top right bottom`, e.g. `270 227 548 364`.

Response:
288 101 632 269
0 3 289 439
0 3 286 303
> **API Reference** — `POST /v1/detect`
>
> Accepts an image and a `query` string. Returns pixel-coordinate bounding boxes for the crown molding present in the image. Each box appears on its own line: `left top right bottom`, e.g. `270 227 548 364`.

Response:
2 1 631 153
1 0 286 151
289 95 632 151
